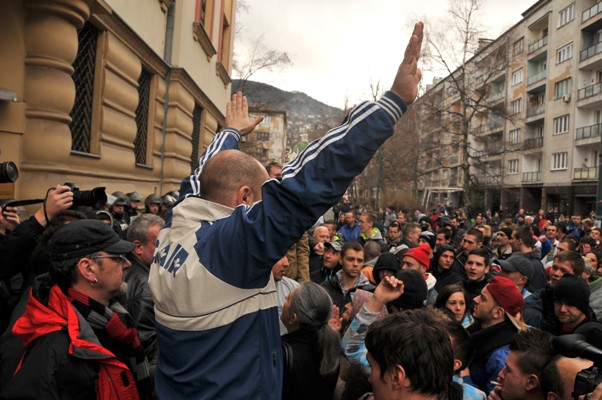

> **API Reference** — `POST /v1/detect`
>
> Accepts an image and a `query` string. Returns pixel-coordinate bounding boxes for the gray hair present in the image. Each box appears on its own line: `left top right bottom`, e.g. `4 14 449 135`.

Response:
127 214 164 243
289 281 340 376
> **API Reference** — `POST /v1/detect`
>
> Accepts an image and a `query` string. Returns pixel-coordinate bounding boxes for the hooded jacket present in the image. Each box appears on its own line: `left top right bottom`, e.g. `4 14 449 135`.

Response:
1 279 140 400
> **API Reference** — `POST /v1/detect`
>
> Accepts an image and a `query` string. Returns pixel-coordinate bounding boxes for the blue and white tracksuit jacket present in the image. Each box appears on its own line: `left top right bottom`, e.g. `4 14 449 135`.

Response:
148 91 407 399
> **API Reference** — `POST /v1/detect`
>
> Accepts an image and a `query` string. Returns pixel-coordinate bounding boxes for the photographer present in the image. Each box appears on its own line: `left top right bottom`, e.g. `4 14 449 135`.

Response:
0 185 73 278
0 185 73 331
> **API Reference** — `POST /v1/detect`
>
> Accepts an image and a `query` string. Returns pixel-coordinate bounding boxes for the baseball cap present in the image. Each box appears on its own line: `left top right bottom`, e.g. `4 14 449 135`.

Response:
324 241 342 252
496 254 534 282
50 219 135 261
486 276 525 330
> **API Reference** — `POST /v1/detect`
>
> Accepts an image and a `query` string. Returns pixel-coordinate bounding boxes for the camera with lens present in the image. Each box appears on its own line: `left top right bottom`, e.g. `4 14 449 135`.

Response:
0 161 18 184
553 333 602 399
64 182 107 209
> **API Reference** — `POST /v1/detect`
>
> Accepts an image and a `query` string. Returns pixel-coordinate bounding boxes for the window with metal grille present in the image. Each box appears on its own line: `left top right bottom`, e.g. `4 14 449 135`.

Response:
69 23 99 153
190 103 203 173
198 0 207 25
134 68 152 165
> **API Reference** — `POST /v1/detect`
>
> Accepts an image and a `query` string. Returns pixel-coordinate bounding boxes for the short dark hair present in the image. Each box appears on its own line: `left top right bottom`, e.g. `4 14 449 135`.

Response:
556 221 568 234
265 161 282 173
464 228 483 244
580 236 597 248
514 226 535 247
403 222 420 237
559 238 577 251
509 329 555 376
365 309 454 398
446 320 475 372
388 222 401 231
554 250 585 277
468 247 489 266
540 355 565 399
50 251 102 286
436 228 452 241
341 241 364 258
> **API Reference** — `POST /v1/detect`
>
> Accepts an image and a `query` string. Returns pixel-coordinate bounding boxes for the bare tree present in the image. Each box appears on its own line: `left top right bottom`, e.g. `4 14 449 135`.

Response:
232 2 292 93
418 0 510 211
232 35 292 93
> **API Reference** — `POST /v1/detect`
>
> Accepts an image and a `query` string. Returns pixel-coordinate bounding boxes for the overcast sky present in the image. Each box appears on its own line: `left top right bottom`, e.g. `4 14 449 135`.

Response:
234 0 539 108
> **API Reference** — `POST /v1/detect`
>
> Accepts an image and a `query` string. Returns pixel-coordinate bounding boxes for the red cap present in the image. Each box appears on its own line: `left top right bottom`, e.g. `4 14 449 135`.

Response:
403 244 432 270
486 276 524 318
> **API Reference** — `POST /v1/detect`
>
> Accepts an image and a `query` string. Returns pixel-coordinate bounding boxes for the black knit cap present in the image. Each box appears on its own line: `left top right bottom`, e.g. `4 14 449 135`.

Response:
49 219 135 261
373 252 401 285
391 269 427 310
553 275 591 316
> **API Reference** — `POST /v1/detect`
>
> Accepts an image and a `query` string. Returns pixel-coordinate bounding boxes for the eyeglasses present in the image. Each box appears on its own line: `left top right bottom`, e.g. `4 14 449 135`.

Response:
89 254 129 265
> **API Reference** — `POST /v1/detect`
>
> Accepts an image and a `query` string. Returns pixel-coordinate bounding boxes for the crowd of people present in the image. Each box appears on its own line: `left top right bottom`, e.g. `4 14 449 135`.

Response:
0 21 601 400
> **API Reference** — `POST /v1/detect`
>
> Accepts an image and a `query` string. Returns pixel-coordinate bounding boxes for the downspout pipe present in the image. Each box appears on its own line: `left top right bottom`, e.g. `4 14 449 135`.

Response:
159 1 175 195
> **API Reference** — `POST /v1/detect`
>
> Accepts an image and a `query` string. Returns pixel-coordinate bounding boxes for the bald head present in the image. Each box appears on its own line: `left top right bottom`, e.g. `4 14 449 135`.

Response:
200 150 269 208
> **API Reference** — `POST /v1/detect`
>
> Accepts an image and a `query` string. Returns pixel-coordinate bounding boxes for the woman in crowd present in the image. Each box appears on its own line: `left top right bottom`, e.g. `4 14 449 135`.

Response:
434 284 473 328
280 281 340 400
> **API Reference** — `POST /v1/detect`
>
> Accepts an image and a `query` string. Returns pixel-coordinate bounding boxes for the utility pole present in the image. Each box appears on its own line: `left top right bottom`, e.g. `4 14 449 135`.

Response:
375 148 383 211
596 137 602 228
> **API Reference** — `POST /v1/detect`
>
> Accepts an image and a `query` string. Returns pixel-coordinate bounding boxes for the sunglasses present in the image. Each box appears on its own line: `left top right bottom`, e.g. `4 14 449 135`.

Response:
89 254 129 265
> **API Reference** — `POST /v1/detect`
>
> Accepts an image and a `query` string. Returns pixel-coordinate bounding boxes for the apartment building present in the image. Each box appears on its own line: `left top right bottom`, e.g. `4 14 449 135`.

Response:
417 0 602 216
240 110 287 166
0 0 236 201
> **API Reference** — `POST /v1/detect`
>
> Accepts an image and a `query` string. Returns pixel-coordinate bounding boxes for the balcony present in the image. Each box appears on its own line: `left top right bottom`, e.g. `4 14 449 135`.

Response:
580 41 602 62
574 166 598 180
576 123 602 140
526 103 545 117
526 70 547 86
473 119 504 135
489 91 505 102
523 137 544 150
528 36 548 54
480 173 503 185
583 2 602 23
522 171 542 182
578 82 602 100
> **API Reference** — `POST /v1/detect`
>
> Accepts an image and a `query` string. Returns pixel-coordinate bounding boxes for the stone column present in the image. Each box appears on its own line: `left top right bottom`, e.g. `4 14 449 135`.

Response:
22 0 89 165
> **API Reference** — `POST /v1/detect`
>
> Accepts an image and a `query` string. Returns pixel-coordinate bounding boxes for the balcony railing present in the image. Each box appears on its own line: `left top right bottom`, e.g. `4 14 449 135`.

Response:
583 1 602 22
576 123 602 140
489 91 505 102
475 117 504 134
578 82 602 100
574 167 598 180
480 174 503 185
581 41 602 62
522 171 542 182
526 103 545 117
524 137 544 150
526 70 547 86
528 36 548 53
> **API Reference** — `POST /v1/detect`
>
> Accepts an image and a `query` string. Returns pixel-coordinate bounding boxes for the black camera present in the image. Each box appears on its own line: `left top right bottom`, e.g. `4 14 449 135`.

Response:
553 333 602 399
0 161 18 183
64 182 107 210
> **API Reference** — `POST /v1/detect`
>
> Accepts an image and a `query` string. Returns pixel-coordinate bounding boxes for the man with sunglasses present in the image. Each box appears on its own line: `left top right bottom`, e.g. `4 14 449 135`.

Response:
1 219 154 399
